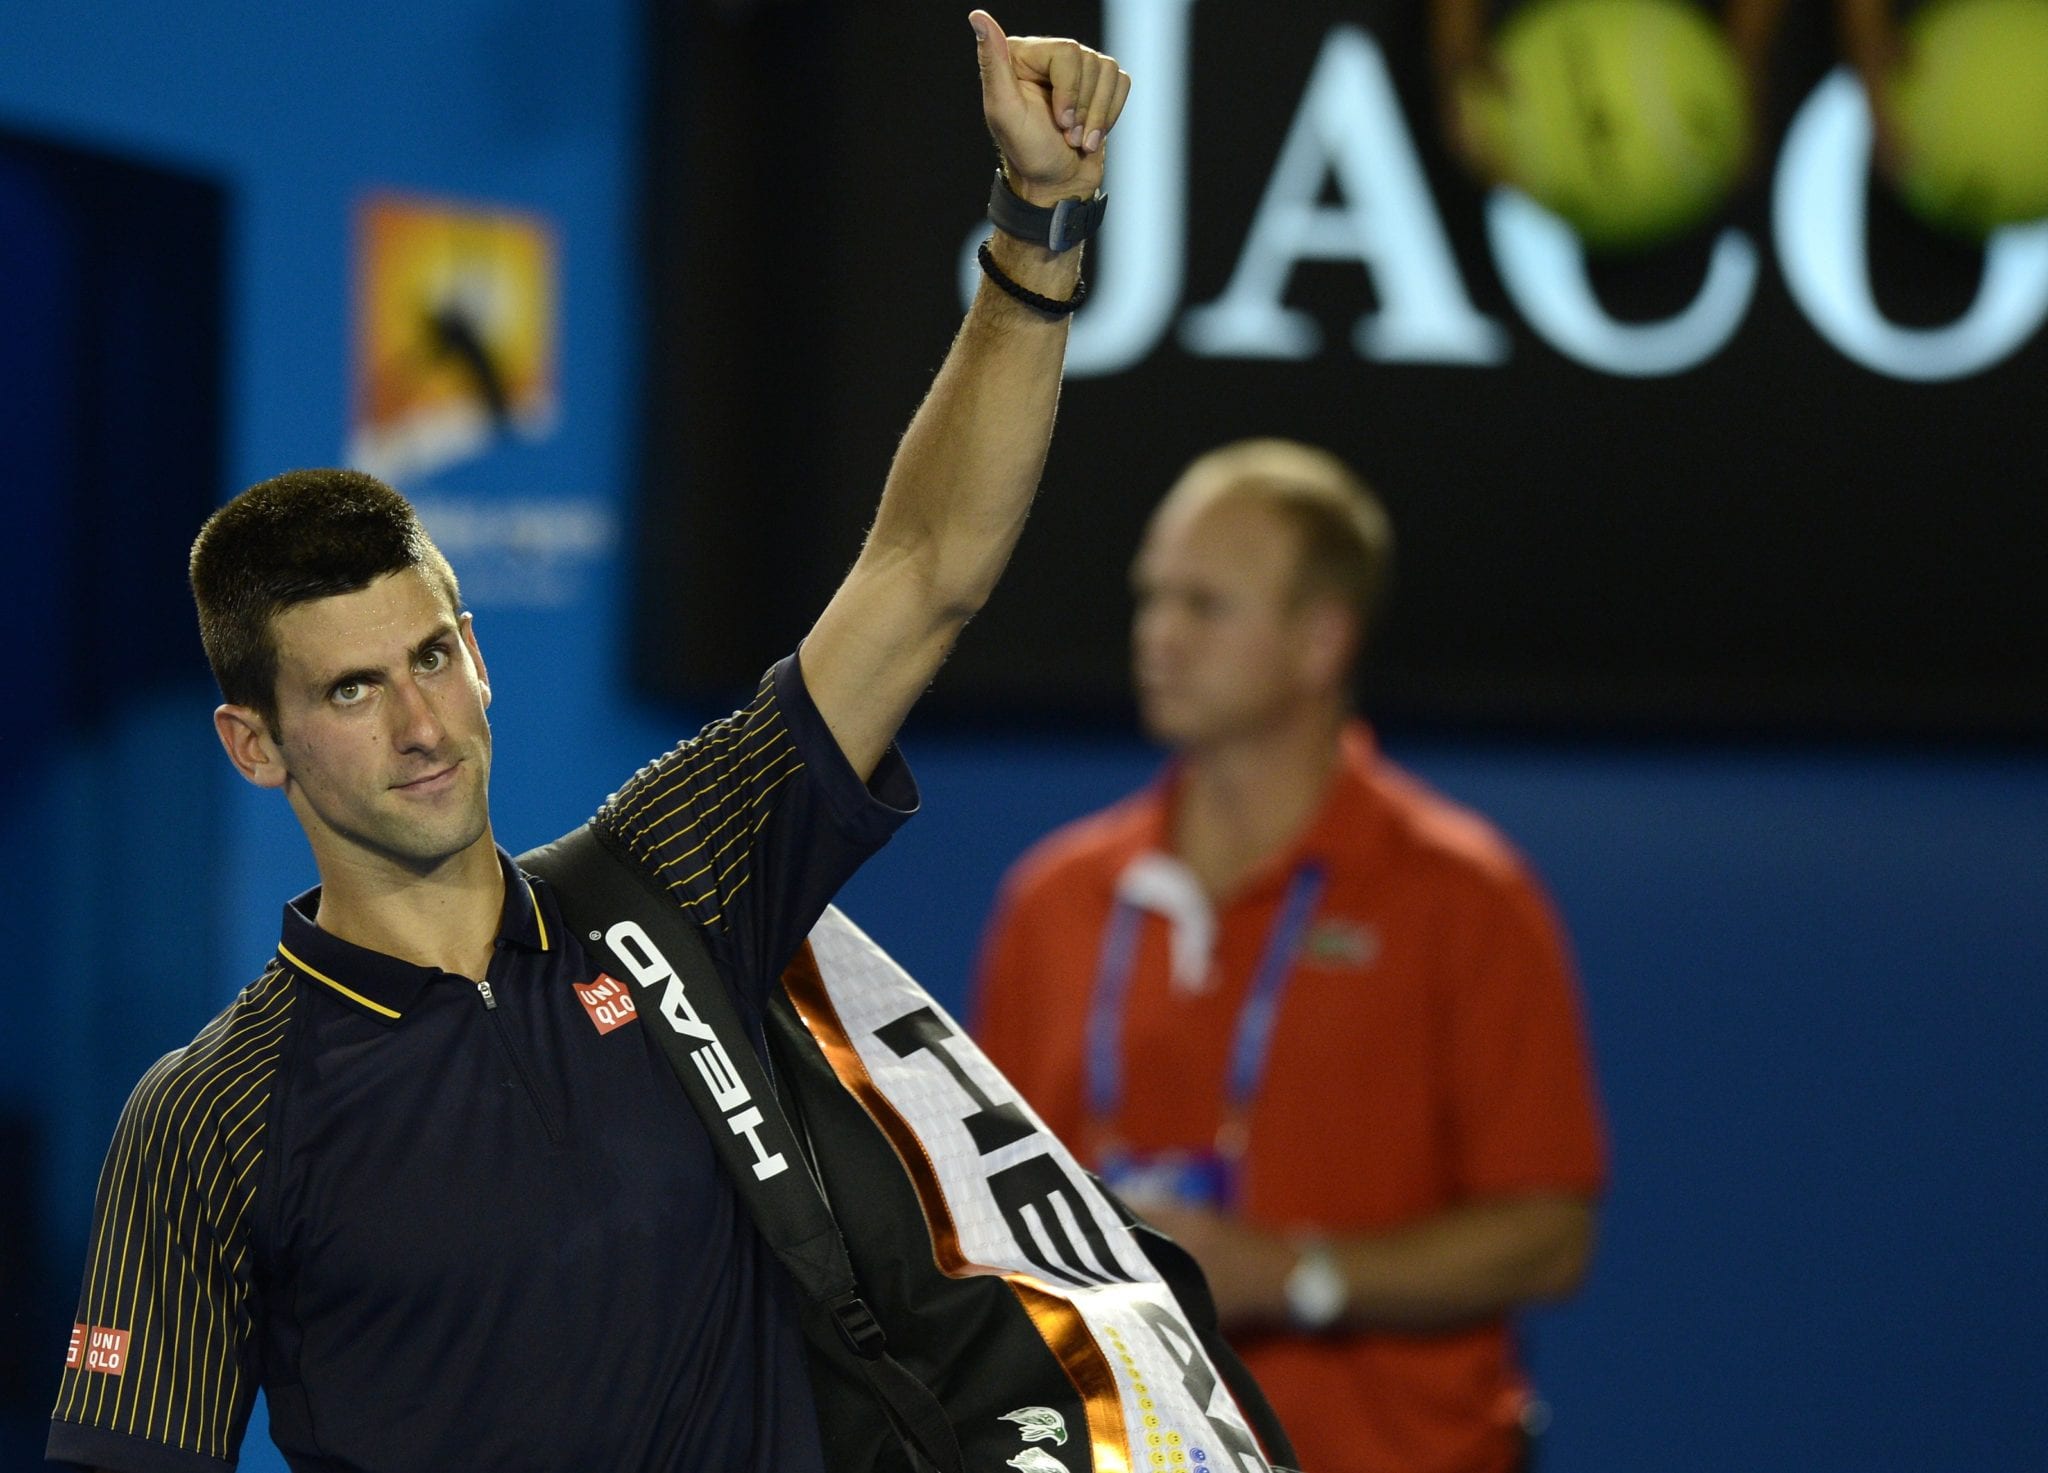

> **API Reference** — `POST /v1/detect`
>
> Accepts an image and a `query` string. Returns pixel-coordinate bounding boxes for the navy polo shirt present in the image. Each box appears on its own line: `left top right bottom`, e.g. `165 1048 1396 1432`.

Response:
50 655 917 1473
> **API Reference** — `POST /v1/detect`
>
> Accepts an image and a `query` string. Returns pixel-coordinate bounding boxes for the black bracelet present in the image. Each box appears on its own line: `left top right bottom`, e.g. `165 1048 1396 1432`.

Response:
976 240 1088 318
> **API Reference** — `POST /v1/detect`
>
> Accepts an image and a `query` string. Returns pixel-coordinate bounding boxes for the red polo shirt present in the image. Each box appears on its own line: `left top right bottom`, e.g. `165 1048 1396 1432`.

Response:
972 724 1607 1473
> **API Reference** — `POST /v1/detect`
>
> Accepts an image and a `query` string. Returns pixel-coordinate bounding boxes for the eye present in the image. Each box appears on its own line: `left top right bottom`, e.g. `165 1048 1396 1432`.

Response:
331 680 367 706
418 643 451 674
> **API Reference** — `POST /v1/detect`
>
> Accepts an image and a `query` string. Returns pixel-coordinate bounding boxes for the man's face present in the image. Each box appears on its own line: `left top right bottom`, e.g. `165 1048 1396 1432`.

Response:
1131 494 1322 751
261 568 494 874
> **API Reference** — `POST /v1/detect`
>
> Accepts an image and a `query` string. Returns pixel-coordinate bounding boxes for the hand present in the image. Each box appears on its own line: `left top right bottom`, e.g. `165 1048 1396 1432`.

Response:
1137 1200 1296 1329
971 10 1132 207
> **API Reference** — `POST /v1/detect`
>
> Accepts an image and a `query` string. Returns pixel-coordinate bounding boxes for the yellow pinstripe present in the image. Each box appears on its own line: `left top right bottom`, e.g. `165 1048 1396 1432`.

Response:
600 673 806 937
614 722 776 836
607 715 761 834
607 684 776 830
54 965 290 1459
624 720 792 844
646 744 803 878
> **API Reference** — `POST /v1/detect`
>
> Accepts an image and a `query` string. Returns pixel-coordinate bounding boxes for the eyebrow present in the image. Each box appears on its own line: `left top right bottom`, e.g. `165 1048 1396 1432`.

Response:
310 621 459 695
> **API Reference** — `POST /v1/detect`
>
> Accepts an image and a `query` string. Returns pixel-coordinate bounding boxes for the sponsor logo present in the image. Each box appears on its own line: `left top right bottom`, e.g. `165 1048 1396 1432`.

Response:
573 972 639 1035
1133 1302 1273 1472
799 913 1274 1471
873 1002 1271 1469
876 1006 1129 1288
958 8 2048 384
603 920 787 1181
1001 1407 1070 1445
350 193 558 482
1302 918 1379 969
66 1325 129 1376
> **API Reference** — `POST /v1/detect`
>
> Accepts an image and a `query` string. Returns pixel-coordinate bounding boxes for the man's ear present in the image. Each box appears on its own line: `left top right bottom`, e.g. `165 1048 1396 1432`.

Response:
1295 598 1360 693
460 611 491 710
214 705 288 790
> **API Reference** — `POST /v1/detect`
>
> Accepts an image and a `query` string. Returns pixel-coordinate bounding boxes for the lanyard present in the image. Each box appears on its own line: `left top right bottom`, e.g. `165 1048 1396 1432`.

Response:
1084 860 1327 1132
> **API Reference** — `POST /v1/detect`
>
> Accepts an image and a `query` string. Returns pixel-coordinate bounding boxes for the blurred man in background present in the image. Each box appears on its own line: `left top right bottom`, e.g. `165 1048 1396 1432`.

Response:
972 439 1608 1473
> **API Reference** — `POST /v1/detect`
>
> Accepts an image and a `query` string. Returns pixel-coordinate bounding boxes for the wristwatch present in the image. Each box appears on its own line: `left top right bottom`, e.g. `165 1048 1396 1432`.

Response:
987 169 1108 253
1283 1240 1349 1332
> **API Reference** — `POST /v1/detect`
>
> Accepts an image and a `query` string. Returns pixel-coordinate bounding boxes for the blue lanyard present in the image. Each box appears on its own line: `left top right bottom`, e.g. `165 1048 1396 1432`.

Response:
1084 861 1327 1127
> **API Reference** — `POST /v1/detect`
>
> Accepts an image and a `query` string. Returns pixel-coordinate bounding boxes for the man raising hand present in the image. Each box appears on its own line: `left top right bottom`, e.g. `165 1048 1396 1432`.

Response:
49 14 1127 1473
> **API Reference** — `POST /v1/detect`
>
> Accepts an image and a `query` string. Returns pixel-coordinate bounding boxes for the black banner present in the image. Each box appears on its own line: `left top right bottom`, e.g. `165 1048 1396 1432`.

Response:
637 1 2048 740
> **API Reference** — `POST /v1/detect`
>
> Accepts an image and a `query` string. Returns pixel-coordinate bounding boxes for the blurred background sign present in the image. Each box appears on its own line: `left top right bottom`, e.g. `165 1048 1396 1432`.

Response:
0 120 227 1449
638 0 2048 742
349 191 557 483
2 4 2045 1472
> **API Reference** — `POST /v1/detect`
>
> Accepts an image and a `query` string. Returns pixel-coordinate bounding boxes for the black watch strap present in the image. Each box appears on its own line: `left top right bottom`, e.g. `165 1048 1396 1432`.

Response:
986 170 1107 253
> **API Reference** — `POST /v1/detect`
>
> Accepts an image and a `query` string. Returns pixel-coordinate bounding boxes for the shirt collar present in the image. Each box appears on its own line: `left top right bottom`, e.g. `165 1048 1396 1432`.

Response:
1147 719 1388 903
276 845 553 1024
1299 720 1384 864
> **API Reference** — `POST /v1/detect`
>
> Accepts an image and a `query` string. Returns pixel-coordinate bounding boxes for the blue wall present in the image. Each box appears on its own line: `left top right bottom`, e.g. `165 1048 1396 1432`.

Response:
4 5 2045 1473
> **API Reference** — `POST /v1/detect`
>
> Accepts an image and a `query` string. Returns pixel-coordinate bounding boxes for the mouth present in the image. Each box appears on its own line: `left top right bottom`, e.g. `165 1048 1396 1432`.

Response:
392 762 460 796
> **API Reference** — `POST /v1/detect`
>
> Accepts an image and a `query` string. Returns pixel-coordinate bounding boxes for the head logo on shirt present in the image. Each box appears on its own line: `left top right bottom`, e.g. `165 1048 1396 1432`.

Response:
573 972 640 1035
66 1324 130 1376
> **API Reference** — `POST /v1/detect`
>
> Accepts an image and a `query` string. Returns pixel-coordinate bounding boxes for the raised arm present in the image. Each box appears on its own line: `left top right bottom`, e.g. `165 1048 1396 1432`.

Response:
799 10 1131 779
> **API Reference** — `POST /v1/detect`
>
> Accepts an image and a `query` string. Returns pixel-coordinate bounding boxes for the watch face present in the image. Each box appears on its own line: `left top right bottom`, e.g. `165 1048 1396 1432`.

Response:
1285 1246 1348 1330
1099 1148 1236 1210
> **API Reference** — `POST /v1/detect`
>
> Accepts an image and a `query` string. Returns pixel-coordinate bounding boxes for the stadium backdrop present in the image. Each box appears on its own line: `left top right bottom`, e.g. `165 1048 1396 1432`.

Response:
637 0 2048 742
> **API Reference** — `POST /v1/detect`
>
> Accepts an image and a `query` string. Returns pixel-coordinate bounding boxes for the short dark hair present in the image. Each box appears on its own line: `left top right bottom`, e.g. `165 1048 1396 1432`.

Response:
190 469 460 731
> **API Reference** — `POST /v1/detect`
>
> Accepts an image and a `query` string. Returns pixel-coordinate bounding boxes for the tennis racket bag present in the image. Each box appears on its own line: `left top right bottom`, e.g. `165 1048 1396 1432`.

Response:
523 823 1300 1473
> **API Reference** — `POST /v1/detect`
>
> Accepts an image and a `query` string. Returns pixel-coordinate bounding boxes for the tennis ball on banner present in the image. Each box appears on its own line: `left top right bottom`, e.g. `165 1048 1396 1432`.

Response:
1889 0 2048 237
1480 0 1751 252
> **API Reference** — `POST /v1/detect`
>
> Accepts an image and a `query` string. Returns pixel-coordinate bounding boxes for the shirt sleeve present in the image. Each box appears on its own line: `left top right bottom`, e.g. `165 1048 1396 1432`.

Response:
594 653 919 1006
1442 862 1610 1200
47 1028 268 1473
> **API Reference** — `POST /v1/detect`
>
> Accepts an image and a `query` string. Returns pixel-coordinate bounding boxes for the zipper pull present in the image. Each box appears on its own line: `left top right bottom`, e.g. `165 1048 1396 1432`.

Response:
476 978 498 1010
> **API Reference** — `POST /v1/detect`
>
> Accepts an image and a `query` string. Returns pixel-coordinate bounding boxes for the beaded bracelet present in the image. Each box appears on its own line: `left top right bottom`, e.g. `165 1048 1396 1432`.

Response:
976 240 1088 318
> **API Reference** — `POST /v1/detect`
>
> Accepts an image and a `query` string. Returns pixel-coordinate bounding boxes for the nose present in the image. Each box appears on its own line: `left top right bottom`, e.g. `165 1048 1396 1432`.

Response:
388 675 447 754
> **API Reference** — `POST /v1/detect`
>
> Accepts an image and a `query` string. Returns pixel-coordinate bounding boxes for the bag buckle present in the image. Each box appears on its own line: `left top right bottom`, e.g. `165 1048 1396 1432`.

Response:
830 1293 888 1361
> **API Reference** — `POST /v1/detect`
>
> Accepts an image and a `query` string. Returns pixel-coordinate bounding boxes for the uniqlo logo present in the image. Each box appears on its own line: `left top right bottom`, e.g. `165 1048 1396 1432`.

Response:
574 972 639 1035
67 1324 130 1375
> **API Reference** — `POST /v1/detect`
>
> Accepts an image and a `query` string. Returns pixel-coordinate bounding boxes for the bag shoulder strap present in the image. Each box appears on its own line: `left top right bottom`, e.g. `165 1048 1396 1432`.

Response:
518 823 963 1473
